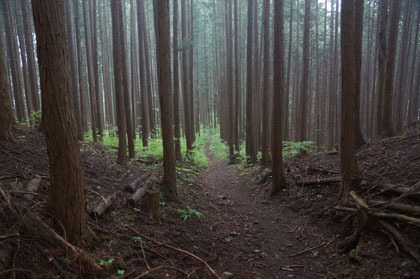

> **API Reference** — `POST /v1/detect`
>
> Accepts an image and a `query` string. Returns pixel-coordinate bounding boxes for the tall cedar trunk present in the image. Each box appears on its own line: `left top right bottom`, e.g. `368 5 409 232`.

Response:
189 0 195 144
226 0 234 156
327 0 335 149
340 0 359 204
315 0 321 148
137 0 150 147
375 0 388 135
16 5 34 118
82 0 98 142
111 0 127 166
74 0 88 134
261 0 270 165
20 0 40 111
117 0 135 158
32 0 89 245
233 0 240 152
272 0 287 195
173 0 182 160
130 0 138 139
153 0 177 197
353 0 365 147
285 0 293 141
181 0 192 151
408 6 420 123
381 0 400 137
2 0 26 121
64 0 82 140
298 0 310 142
91 0 103 138
394 0 413 133
246 0 256 163
0 32 16 142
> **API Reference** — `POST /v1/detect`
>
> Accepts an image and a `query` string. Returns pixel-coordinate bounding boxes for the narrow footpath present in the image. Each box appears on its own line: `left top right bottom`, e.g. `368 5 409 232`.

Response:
196 142 338 279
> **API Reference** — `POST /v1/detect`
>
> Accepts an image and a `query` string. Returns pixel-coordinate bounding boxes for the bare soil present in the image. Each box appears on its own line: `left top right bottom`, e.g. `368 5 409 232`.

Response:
1 126 419 278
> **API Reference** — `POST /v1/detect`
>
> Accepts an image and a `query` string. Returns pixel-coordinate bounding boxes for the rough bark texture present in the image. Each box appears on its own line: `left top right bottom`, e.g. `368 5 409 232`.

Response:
298 0 311 142
340 0 359 204
226 0 234 156
154 0 177 198
0 32 16 143
31 0 89 245
381 0 400 137
172 0 182 160
111 0 127 166
261 0 270 165
271 0 287 195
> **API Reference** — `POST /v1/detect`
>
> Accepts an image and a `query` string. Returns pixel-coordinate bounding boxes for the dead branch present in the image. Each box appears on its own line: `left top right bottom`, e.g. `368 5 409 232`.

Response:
289 240 333 257
89 193 117 219
128 187 148 206
134 265 188 279
296 177 341 186
125 225 221 279
24 175 41 201
22 212 101 270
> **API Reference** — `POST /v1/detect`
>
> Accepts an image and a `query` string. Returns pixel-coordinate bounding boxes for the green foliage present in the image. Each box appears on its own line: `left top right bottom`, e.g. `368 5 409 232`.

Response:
117 269 125 275
17 135 26 141
98 258 115 267
29 110 41 125
206 130 229 160
177 206 205 221
131 236 142 243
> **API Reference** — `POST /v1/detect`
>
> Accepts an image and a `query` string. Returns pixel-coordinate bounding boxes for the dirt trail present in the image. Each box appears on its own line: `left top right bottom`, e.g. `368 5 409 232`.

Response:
198 142 334 279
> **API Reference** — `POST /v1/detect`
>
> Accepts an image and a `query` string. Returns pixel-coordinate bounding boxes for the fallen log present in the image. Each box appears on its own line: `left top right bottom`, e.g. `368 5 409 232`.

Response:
128 187 148 206
24 175 41 200
296 177 341 186
22 212 101 270
368 200 420 216
377 183 420 199
378 220 420 261
124 177 142 193
89 193 117 219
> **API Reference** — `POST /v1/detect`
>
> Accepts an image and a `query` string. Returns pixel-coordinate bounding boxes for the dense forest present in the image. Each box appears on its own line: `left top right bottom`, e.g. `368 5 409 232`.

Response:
1 0 420 278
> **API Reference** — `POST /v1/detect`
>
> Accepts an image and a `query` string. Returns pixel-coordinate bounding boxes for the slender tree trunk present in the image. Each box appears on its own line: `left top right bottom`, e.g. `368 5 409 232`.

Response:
111 0 127 166
173 0 182 160
285 0 294 141
246 0 256 163
353 0 365 147
272 0 287 195
74 0 87 135
225 0 234 157
82 0 98 142
298 0 311 142
381 0 400 137
340 0 359 204
261 0 270 165
233 0 240 153
154 0 177 198
64 0 82 140
2 0 26 121
32 0 90 245
0 32 16 142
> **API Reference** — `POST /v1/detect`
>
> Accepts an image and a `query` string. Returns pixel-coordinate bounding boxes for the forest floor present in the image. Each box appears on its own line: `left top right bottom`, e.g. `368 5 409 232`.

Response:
1 126 420 278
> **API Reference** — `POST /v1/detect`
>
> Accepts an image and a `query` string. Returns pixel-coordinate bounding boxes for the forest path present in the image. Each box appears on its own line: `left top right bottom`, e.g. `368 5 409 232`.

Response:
196 142 329 278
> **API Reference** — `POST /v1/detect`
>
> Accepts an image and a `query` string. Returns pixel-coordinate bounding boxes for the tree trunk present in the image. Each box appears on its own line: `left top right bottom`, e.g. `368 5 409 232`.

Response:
153 0 177 198
111 0 127 166
117 0 135 159
0 31 16 142
225 0 234 157
340 0 359 204
271 0 287 195
138 0 151 148
246 0 256 163
32 0 89 245
298 0 311 142
381 0 400 137
173 0 182 160
82 0 98 142
261 0 270 165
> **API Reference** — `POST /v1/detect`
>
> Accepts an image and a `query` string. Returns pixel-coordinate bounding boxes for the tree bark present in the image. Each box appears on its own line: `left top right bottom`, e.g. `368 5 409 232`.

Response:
340 0 359 204
111 0 127 166
381 0 400 137
271 0 287 195
261 0 270 165
173 0 182 160
154 0 177 198
32 0 89 245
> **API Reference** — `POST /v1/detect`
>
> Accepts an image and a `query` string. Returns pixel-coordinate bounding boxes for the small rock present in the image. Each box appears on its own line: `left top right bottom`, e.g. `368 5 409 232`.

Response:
253 249 261 253
230 231 240 237
222 271 233 278
253 220 259 224
287 275 295 278
224 237 234 243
